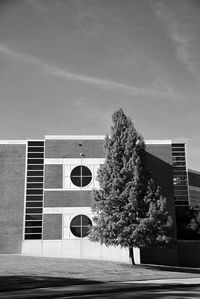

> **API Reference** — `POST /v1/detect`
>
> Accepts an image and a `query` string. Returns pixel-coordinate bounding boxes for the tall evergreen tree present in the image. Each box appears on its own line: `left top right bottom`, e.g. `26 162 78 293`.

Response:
89 108 174 264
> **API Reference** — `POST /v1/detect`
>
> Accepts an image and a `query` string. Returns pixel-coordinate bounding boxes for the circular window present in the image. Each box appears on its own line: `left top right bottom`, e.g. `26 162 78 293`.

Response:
70 215 92 238
70 165 92 187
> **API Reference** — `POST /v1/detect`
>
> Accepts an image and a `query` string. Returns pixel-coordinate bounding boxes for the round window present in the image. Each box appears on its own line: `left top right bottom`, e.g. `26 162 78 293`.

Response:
70 165 92 187
70 215 92 238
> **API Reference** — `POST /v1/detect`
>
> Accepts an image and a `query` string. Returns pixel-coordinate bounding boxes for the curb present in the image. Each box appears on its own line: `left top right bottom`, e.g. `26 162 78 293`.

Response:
139 264 200 274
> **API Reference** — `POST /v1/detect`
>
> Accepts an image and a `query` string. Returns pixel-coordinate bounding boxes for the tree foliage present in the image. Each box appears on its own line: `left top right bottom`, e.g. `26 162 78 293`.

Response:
176 206 200 240
188 206 200 235
89 108 174 250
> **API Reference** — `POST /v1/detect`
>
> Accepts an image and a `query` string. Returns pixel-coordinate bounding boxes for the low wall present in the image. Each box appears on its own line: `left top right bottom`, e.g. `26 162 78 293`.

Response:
140 242 200 267
178 241 200 267
140 246 179 266
22 240 141 264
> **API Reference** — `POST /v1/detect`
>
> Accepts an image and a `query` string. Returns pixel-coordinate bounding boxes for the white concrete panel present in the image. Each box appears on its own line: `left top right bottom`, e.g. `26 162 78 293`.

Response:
42 241 62 258
94 178 100 189
120 246 130 263
45 135 105 140
63 214 70 226
63 227 70 239
101 244 122 261
63 207 92 214
64 165 71 177
45 158 105 165
146 140 172 144
0 140 27 144
81 240 102 259
45 159 64 164
22 240 42 256
22 239 139 264
62 240 82 258
43 208 63 214
133 247 141 264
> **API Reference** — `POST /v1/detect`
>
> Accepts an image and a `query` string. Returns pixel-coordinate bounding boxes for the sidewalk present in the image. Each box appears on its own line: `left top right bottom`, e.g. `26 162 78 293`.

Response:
0 278 200 298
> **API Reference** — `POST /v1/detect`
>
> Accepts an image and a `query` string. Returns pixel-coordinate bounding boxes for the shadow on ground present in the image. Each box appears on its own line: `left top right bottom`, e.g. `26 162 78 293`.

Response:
137 264 200 275
0 276 102 292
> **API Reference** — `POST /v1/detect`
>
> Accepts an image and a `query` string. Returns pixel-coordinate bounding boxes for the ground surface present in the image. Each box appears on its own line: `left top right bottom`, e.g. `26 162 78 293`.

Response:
62 286 200 299
0 255 200 293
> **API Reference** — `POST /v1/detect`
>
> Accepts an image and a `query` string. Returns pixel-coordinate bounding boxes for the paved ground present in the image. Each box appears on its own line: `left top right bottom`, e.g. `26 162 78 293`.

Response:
0 279 200 298
59 286 200 299
1 255 200 297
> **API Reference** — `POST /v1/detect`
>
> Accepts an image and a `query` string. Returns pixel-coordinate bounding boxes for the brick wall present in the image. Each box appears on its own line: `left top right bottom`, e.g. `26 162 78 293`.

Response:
45 164 63 189
45 139 105 158
140 144 178 265
146 144 175 218
188 170 200 188
0 145 26 253
140 246 179 266
178 241 200 267
44 190 93 207
43 214 62 240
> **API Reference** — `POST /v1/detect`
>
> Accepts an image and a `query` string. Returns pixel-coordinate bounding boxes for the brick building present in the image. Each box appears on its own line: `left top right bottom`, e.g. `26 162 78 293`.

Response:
0 135 197 265
188 169 200 207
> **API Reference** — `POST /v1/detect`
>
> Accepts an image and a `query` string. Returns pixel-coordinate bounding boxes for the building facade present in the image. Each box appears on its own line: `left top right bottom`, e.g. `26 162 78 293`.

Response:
188 169 200 207
0 136 192 265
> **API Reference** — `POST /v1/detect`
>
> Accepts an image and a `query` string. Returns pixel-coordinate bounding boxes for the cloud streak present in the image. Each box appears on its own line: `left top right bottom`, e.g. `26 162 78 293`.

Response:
0 43 177 98
151 1 200 85
26 0 49 13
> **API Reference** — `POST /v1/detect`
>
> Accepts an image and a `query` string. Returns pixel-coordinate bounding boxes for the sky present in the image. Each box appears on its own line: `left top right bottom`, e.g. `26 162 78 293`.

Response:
0 0 200 170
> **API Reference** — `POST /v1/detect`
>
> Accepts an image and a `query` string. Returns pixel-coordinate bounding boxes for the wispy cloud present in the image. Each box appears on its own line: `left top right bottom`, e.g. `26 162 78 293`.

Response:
151 1 200 85
0 43 177 98
26 0 49 13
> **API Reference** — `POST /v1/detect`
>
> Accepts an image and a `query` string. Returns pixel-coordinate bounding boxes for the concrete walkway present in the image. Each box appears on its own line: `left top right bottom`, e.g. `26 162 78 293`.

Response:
0 278 200 298
123 277 200 285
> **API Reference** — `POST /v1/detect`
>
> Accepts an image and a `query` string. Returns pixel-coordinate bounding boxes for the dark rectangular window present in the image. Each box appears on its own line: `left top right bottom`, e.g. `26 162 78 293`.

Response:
173 177 187 185
172 157 186 161
28 159 44 164
174 196 188 200
28 153 44 158
172 143 185 147
27 165 44 170
28 147 44 152
28 141 44 146
25 227 42 234
26 208 42 213
26 202 43 207
172 148 185 152
25 221 42 226
27 183 43 189
173 162 186 166
175 190 187 196
26 214 42 220
26 196 43 201
27 171 43 176
25 140 44 241
173 170 187 174
27 177 43 182
172 152 185 158
173 167 186 171
25 234 42 240
27 189 43 195
174 201 189 206
174 185 188 190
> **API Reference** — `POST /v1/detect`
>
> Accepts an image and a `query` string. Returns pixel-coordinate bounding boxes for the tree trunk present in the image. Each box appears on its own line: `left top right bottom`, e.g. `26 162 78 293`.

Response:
129 247 135 265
